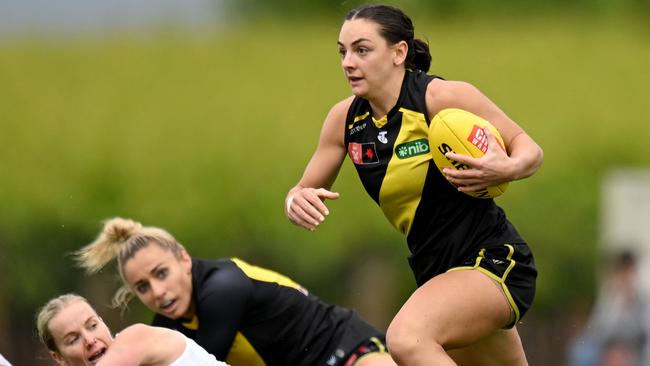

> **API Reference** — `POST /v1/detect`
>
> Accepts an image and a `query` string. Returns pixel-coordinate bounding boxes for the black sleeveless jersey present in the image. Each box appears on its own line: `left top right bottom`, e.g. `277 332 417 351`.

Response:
344 69 525 285
152 258 354 366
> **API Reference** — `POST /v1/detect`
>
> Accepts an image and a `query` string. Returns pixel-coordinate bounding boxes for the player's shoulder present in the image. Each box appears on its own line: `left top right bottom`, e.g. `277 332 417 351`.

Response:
320 96 356 136
113 323 160 348
199 258 252 297
426 79 483 114
427 79 478 101
327 96 355 118
118 323 154 338
121 324 185 344
121 324 186 364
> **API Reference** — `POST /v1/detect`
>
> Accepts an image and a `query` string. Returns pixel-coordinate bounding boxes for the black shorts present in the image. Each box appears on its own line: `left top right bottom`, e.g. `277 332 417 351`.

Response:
448 243 537 328
321 312 389 366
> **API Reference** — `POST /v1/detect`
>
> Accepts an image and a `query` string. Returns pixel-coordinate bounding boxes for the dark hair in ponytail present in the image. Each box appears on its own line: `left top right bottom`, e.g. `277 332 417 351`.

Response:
345 4 432 72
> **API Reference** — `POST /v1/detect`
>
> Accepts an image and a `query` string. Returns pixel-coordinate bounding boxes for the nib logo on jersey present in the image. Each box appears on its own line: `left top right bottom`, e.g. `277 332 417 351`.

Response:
395 138 430 159
348 142 379 165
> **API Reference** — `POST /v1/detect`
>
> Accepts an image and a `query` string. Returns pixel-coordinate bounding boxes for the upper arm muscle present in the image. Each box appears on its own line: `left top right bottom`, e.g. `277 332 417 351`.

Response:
426 79 525 152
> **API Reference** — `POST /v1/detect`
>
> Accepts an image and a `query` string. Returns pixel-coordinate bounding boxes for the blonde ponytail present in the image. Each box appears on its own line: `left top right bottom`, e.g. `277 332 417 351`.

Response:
75 217 142 273
75 217 188 310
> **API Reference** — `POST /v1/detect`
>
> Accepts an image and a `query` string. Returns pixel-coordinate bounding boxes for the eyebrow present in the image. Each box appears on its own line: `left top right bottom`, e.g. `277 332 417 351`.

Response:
337 38 372 47
62 315 95 339
133 263 164 286
84 316 97 326
149 263 163 275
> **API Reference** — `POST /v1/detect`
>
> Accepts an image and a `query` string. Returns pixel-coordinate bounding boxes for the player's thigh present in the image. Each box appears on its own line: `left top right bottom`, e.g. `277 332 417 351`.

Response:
448 327 528 366
388 269 512 349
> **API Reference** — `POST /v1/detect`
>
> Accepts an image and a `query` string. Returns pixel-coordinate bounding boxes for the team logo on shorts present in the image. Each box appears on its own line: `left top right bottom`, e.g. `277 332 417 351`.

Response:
348 142 379 165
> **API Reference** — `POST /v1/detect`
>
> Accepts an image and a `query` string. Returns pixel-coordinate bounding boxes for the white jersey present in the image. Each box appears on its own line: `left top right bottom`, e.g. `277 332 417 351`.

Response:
169 336 229 366
0 353 12 366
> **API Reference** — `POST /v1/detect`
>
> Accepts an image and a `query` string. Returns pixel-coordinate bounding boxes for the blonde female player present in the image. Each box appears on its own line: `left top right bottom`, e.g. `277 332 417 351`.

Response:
36 293 229 366
74 217 396 366
285 4 543 366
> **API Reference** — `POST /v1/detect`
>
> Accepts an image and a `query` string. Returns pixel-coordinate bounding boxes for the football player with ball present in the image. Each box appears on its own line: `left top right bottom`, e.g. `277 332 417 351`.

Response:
285 4 543 366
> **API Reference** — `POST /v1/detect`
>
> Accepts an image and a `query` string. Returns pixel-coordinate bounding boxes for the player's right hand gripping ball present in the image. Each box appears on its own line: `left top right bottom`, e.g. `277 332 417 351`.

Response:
429 108 509 198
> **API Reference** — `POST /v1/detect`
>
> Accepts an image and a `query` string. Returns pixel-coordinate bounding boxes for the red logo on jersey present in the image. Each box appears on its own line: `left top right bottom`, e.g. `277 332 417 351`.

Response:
348 143 379 165
467 125 489 153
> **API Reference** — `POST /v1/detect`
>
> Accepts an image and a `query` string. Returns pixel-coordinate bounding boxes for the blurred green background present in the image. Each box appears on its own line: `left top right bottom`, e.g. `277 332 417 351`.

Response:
1 0 649 364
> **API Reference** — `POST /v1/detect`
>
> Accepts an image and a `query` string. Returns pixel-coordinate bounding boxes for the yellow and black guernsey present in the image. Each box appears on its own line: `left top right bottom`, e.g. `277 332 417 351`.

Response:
152 258 384 366
344 70 530 286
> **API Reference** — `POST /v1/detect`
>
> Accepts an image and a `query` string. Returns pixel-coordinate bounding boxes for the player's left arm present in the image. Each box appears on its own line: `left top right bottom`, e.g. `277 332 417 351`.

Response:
426 79 543 189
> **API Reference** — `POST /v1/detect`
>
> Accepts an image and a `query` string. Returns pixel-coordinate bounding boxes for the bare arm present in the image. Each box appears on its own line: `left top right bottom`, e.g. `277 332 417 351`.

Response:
286 97 353 230
96 324 184 366
426 79 543 192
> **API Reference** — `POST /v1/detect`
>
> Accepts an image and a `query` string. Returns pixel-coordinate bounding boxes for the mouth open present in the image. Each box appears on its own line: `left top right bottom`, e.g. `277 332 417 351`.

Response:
160 298 177 312
88 347 106 365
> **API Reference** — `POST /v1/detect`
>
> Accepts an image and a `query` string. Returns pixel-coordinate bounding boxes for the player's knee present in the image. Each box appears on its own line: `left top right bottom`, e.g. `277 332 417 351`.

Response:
386 319 437 362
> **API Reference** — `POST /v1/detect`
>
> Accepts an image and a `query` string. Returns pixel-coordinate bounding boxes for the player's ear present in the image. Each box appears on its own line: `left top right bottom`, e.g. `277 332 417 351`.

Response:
180 249 192 273
50 351 67 366
393 40 408 66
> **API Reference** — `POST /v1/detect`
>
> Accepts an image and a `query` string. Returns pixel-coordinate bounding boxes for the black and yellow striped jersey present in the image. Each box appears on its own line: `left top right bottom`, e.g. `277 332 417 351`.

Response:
152 258 369 366
344 69 525 286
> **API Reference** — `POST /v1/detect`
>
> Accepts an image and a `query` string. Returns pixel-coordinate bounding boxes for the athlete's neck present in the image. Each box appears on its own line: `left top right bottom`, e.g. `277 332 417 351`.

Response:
368 68 405 119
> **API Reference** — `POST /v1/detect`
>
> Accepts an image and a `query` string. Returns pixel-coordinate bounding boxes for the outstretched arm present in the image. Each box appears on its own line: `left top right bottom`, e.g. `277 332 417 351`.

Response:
286 97 352 230
426 79 543 193
96 324 184 366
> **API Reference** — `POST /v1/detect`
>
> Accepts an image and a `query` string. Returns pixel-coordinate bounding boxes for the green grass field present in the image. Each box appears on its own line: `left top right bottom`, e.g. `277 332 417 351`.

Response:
1 15 649 325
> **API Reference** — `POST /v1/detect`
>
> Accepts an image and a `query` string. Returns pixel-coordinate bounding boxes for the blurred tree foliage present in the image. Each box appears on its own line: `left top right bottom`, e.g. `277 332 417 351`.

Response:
224 0 650 18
